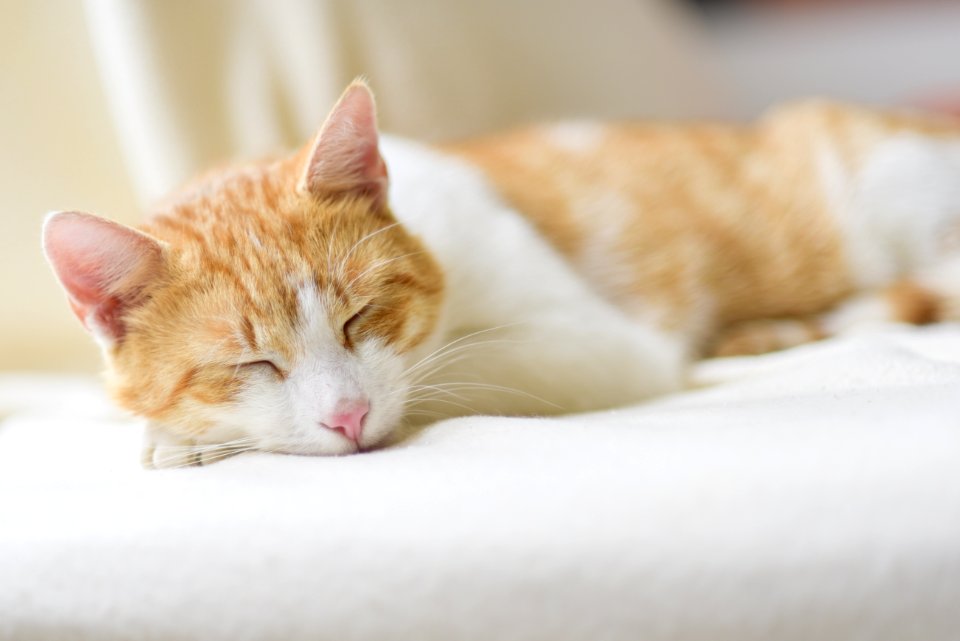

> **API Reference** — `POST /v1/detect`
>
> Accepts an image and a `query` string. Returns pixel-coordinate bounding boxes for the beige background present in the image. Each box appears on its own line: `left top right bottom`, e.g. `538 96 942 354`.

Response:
0 2 139 372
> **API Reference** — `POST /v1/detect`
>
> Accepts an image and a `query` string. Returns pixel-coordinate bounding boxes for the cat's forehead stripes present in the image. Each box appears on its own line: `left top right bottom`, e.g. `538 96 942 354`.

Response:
136 158 442 354
239 315 259 352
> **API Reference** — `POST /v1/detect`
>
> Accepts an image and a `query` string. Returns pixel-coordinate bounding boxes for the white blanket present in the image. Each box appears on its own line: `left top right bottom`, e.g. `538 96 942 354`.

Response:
2 326 959 641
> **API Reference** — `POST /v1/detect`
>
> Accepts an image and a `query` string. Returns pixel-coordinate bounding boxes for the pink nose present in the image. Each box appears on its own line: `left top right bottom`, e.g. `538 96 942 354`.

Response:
320 399 369 443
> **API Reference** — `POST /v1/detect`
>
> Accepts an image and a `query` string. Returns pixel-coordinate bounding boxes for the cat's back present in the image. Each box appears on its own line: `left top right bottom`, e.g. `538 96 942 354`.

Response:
443 104 845 331
443 102 960 333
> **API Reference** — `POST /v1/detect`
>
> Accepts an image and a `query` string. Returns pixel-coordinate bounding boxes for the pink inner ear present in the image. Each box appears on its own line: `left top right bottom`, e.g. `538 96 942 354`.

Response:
43 211 163 342
300 81 389 203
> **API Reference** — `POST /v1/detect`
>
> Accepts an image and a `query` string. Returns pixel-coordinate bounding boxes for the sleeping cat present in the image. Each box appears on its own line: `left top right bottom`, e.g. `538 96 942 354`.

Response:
43 80 960 468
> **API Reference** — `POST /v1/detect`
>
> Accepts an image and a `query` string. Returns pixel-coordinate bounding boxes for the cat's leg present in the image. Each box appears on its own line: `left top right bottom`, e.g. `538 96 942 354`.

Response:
707 317 825 358
708 279 946 358
821 280 944 333
141 423 244 469
914 254 960 322
711 128 960 359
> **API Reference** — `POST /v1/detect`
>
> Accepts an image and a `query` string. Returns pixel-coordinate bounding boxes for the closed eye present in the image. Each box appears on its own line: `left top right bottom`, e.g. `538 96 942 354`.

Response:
344 304 374 341
241 359 284 378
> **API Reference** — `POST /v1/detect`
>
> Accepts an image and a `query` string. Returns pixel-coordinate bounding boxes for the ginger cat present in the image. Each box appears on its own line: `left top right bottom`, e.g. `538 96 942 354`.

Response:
43 81 960 468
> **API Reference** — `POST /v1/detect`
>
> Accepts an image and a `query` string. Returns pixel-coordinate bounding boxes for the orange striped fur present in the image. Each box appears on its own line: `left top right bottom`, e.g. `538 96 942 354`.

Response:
447 101 957 347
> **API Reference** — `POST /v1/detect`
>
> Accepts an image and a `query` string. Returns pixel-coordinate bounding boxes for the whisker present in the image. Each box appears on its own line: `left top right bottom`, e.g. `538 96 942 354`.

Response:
402 396 483 415
428 381 564 409
152 441 260 469
402 409 446 418
336 221 402 277
200 450 248 466
403 339 528 386
401 323 528 380
345 251 425 290
154 436 260 454
398 377 564 415
403 384 473 403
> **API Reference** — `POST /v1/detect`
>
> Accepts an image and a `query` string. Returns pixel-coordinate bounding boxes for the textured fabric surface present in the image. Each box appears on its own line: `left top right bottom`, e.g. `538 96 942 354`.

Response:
2 326 959 641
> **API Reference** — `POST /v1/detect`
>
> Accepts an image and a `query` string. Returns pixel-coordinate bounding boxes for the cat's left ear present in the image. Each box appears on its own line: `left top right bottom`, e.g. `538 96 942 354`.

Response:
298 79 388 206
42 211 165 348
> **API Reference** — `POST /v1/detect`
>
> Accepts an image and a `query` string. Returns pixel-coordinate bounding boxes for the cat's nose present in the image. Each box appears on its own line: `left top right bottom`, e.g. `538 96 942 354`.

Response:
319 399 369 443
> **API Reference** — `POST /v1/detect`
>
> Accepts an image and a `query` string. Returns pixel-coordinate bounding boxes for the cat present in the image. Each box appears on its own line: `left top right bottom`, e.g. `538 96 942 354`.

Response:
43 80 960 468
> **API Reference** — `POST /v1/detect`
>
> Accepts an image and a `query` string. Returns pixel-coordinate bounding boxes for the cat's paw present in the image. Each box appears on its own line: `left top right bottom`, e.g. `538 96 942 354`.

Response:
141 425 242 469
142 441 197 469
931 289 960 323
708 318 823 358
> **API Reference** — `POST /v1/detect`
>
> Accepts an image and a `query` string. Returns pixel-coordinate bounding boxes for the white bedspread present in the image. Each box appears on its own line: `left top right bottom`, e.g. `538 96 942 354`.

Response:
2 326 959 641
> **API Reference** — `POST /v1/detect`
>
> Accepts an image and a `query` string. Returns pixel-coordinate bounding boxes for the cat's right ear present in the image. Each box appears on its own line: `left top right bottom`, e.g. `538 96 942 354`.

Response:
297 80 388 206
42 211 165 347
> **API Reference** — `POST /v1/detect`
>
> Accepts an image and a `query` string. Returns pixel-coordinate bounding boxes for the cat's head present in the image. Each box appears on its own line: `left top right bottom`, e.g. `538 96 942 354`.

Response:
43 81 445 460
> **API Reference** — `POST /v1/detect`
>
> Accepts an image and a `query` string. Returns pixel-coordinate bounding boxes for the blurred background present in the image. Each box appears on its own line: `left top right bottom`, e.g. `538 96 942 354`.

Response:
2 0 960 373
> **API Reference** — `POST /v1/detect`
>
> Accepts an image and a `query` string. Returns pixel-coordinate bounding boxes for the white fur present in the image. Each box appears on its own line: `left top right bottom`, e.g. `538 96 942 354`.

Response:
821 293 900 336
825 134 960 287
231 282 405 456
572 189 637 301
813 132 960 336
283 282 404 451
380 136 686 419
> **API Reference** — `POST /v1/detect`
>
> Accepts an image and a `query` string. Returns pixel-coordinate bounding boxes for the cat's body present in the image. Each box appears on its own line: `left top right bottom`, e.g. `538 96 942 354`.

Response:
450 101 960 348
44 82 960 467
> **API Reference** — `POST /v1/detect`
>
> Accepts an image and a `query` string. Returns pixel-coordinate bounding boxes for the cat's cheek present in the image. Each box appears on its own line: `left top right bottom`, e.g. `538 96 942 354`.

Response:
185 396 258 436
350 340 409 448
229 382 298 443
141 369 291 448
